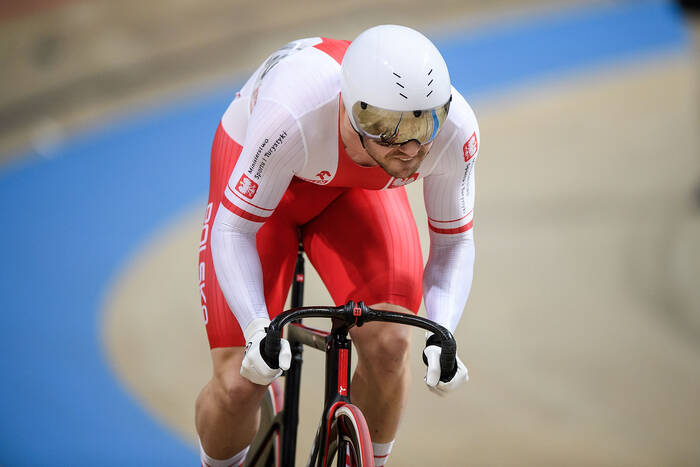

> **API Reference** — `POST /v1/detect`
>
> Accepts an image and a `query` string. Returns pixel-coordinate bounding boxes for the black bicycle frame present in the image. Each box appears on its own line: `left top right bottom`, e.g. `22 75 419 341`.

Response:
280 240 306 464
254 241 457 467
280 242 357 467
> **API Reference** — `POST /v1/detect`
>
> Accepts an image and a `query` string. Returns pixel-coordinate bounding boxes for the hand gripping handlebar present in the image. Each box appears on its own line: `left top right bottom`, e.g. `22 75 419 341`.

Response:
260 301 458 382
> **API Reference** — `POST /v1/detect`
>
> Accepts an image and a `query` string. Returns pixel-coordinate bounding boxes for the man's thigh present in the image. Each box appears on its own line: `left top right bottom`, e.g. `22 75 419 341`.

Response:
201 164 347 348
302 186 423 313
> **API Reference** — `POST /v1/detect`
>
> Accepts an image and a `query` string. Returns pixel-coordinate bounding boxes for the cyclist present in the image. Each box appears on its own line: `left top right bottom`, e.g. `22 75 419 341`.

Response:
196 25 477 467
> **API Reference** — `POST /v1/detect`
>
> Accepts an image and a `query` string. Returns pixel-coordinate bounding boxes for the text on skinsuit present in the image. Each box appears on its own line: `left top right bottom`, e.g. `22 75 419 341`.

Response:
458 161 473 213
247 138 269 175
253 131 288 179
199 202 213 325
457 132 477 212
199 202 213 252
199 261 208 325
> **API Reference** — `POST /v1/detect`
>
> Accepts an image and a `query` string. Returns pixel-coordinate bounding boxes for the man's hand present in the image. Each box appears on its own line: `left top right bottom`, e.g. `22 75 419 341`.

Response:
422 332 469 396
240 318 292 386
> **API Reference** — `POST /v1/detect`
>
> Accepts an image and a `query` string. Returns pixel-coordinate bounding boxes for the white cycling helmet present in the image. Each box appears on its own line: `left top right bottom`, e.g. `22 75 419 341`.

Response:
341 24 452 146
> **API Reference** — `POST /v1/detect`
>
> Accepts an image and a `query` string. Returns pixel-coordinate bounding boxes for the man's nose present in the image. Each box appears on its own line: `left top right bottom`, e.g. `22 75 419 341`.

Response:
398 140 421 157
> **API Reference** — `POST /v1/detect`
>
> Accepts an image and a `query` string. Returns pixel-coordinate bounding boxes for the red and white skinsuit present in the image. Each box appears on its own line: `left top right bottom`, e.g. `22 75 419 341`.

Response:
199 38 479 348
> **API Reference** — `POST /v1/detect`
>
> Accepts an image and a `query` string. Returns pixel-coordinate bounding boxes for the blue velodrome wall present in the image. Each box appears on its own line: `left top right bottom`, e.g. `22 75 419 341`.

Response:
0 1 689 464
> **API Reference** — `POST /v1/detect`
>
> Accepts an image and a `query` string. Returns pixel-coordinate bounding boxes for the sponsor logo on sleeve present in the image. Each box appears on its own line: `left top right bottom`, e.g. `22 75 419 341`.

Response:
247 138 268 175
458 157 474 212
390 173 419 188
314 170 332 184
304 170 332 185
246 131 288 180
463 132 478 162
235 174 259 199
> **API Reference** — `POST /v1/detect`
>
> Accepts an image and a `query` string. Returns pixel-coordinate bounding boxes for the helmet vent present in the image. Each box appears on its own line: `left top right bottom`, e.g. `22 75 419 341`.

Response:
399 93 408 99
393 72 402 78
426 69 435 97
395 82 405 88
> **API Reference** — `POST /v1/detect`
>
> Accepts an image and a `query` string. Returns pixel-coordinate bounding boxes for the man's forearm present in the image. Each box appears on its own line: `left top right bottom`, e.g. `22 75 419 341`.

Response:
422 230 475 332
211 208 269 332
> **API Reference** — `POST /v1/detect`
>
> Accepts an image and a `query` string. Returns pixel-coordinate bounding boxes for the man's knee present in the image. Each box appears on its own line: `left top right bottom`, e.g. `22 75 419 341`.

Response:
208 347 267 415
352 306 412 377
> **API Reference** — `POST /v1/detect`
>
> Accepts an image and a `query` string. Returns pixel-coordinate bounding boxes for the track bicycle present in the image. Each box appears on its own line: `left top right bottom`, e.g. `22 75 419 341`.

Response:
243 242 459 467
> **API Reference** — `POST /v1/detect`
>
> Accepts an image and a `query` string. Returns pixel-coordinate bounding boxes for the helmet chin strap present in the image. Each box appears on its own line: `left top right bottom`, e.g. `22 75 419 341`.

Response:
358 133 367 150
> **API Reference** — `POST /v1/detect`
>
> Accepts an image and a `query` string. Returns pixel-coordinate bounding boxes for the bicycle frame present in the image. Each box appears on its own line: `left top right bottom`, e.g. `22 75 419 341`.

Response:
246 240 457 467
280 242 358 467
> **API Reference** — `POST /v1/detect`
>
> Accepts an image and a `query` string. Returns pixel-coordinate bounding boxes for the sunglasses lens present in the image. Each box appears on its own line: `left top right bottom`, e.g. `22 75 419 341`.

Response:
351 97 451 145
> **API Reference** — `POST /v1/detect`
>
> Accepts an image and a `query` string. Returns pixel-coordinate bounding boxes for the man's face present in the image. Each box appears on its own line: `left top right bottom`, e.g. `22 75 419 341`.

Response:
363 138 433 179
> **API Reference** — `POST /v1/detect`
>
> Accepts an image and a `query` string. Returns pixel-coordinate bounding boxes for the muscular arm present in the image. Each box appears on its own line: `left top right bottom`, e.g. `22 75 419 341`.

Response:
422 129 478 332
211 98 305 332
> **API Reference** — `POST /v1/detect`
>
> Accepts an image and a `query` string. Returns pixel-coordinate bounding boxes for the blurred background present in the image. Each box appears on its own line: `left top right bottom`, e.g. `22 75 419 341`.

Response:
1 0 699 465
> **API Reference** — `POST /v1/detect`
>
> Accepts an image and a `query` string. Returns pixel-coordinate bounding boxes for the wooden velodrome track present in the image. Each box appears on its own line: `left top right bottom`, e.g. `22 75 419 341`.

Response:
1 1 699 465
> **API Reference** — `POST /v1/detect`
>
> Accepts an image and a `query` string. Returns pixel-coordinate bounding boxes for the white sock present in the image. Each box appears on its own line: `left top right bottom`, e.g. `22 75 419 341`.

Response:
372 440 394 466
199 438 249 467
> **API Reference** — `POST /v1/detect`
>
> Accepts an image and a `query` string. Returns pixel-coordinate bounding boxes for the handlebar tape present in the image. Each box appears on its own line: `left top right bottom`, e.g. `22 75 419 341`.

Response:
260 327 281 369
424 333 458 382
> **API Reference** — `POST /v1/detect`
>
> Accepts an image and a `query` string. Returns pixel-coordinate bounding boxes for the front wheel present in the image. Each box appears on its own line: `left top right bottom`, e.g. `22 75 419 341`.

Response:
325 404 374 467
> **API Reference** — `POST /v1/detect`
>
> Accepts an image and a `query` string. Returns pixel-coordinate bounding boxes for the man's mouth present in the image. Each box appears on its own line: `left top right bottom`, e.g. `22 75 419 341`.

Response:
395 155 415 162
